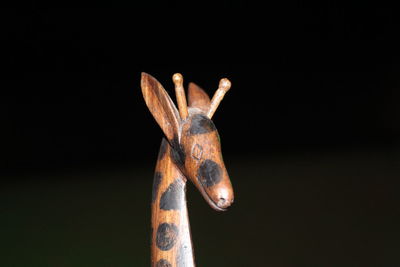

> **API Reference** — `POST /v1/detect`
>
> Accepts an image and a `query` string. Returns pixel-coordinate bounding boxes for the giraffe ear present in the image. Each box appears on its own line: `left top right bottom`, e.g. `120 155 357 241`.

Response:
141 72 181 140
188 82 211 113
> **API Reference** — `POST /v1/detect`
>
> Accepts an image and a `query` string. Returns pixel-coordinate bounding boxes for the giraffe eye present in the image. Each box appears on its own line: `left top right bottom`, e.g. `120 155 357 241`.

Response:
191 144 203 161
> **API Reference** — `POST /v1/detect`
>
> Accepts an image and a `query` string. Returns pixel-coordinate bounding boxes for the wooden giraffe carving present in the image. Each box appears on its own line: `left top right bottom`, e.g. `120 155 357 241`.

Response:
141 72 234 267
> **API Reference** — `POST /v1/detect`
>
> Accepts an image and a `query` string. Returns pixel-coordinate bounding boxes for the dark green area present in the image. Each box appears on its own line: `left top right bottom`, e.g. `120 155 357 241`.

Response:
2 149 400 266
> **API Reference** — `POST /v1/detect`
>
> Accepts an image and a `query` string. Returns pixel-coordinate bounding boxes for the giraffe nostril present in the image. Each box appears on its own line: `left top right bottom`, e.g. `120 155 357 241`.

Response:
217 197 230 209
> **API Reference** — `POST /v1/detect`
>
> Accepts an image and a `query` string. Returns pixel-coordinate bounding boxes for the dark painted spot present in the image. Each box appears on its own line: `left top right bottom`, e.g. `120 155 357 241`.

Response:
160 179 184 210
156 259 172 267
152 172 162 203
189 114 216 135
197 159 222 187
170 136 185 167
158 138 168 161
156 223 179 251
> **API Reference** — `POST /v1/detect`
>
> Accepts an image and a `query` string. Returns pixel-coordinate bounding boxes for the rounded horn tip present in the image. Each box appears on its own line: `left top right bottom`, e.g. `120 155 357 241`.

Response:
219 78 231 92
172 73 183 85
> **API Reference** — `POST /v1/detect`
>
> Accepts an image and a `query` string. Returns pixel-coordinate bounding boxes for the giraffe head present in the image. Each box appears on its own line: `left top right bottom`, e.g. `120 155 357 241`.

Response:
141 72 234 211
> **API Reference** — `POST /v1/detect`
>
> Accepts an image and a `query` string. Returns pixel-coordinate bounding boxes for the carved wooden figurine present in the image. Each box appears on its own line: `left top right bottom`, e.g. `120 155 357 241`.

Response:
141 72 234 267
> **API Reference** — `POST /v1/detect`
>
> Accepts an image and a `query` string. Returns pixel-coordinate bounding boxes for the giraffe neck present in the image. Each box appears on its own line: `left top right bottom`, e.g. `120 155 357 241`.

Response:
151 138 195 267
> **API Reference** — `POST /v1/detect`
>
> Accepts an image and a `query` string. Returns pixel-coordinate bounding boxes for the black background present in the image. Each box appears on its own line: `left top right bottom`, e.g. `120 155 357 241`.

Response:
2 6 400 267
